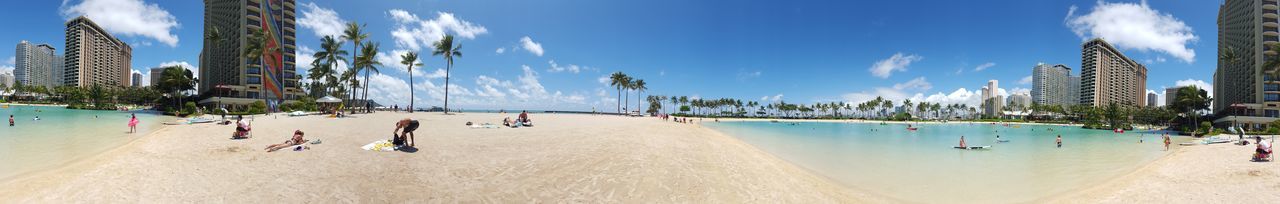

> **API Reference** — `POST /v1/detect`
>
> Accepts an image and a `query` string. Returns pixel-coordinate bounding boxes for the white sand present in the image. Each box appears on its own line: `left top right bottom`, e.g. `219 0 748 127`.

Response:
1052 137 1280 203
0 112 883 203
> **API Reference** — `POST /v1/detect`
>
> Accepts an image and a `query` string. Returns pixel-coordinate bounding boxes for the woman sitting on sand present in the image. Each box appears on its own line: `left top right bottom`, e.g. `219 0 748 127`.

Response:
1256 137 1273 161
265 130 307 152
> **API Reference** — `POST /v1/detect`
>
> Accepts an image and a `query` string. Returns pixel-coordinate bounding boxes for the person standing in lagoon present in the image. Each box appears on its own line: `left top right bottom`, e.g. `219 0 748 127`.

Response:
1056 135 1063 148
128 114 140 133
8 115 13 126
958 136 967 148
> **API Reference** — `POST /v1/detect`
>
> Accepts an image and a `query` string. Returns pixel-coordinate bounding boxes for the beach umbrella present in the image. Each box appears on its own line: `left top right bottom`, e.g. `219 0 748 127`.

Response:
317 96 342 103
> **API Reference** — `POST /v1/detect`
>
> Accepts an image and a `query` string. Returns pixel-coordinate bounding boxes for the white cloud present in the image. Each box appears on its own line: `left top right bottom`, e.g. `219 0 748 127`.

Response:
61 0 180 47
1065 1 1197 63
1010 87 1031 95
973 62 995 72
1174 79 1212 98
158 61 197 75
376 49 423 76
842 77 932 103
767 94 784 102
547 60 585 73
737 70 763 80
297 2 347 38
296 46 317 72
918 88 982 107
386 10 488 51
868 53 922 78
519 36 544 57
0 56 11 74
597 75 611 86
6 56 14 65
1019 75 1033 85
495 47 505 54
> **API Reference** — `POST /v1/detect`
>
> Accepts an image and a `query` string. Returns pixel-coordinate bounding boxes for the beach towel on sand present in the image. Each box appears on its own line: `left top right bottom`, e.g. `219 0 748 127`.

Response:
362 140 398 151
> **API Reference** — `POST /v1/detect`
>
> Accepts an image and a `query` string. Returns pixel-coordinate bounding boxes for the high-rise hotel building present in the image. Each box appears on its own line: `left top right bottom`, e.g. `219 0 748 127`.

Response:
15 41 63 88
1214 0 1280 129
64 16 132 88
1031 63 1078 106
1080 38 1147 107
200 0 301 107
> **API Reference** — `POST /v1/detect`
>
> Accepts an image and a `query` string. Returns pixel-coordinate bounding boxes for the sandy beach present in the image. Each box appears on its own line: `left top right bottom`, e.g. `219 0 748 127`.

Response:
2 112 1276 203
0 112 882 203
1052 136 1280 203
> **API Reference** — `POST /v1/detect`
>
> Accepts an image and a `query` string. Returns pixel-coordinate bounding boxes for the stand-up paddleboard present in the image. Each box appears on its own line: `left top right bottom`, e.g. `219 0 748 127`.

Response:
996 139 1011 143
953 146 991 150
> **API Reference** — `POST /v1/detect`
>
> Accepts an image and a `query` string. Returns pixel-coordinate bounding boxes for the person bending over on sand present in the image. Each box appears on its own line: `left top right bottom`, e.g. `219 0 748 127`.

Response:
959 136 967 148
1056 135 1063 148
394 118 420 147
265 130 307 152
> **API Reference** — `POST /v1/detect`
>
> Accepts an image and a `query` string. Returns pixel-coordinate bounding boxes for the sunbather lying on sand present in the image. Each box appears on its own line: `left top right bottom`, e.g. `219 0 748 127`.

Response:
265 130 308 152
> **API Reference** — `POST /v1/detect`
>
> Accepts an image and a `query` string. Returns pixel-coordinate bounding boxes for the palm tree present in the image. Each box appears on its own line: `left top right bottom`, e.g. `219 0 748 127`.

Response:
432 34 463 114
634 79 646 114
341 67 360 111
356 42 382 113
609 72 628 113
622 76 634 113
342 23 369 104
242 28 281 109
311 36 347 95
400 51 423 113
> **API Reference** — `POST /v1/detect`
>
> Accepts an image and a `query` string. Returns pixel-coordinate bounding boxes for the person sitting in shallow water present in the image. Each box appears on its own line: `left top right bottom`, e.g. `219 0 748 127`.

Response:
265 130 307 152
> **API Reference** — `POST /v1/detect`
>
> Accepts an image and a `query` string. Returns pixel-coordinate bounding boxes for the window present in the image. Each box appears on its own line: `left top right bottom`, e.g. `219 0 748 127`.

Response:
247 77 261 85
247 92 260 99
1268 84 1280 92
1268 93 1280 102
247 67 261 75
1268 110 1280 118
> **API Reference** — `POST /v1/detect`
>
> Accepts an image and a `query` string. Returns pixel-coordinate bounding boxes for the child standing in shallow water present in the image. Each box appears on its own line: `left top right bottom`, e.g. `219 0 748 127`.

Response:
128 114 139 133
1056 135 1063 148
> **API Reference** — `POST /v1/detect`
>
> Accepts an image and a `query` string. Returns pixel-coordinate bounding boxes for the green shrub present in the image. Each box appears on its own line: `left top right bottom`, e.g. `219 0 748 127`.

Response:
249 101 267 114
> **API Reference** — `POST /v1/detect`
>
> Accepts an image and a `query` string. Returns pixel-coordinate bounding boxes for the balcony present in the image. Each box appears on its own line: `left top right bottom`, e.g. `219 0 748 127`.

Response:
1268 22 1279 28
1267 13 1279 19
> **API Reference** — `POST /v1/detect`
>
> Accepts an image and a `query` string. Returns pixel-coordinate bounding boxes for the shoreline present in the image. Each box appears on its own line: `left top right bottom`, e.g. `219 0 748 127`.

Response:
0 117 174 185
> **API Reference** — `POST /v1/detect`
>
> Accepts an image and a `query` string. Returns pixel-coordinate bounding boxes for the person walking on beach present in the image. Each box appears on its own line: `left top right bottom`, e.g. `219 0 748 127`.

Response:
1056 135 1062 148
128 114 139 133
394 118 420 147
1163 133 1172 151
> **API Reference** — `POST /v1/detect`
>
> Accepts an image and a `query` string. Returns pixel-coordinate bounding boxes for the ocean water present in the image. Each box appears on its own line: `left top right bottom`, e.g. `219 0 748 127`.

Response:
0 105 169 181
704 121 1184 203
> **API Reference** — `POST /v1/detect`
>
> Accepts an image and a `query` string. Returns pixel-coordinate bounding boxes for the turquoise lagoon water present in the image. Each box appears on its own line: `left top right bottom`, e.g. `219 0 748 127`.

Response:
0 105 169 181
704 121 1184 203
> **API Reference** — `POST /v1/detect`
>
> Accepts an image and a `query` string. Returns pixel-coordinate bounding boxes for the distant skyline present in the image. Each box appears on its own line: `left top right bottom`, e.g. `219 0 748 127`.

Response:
0 0 1220 111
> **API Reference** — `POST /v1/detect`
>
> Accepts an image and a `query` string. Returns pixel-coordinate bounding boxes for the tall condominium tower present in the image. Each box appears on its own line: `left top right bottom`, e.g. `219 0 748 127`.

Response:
131 72 142 87
64 16 132 88
15 41 63 88
1215 0 1280 125
200 0 301 108
1031 63 1077 106
1080 38 1147 107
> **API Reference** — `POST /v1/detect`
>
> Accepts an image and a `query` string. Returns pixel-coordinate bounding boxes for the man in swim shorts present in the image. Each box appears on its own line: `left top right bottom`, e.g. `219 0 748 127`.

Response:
395 118 420 147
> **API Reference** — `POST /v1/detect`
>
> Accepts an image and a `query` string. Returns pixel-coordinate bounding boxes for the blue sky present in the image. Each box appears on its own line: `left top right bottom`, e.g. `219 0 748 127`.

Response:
0 0 1220 111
